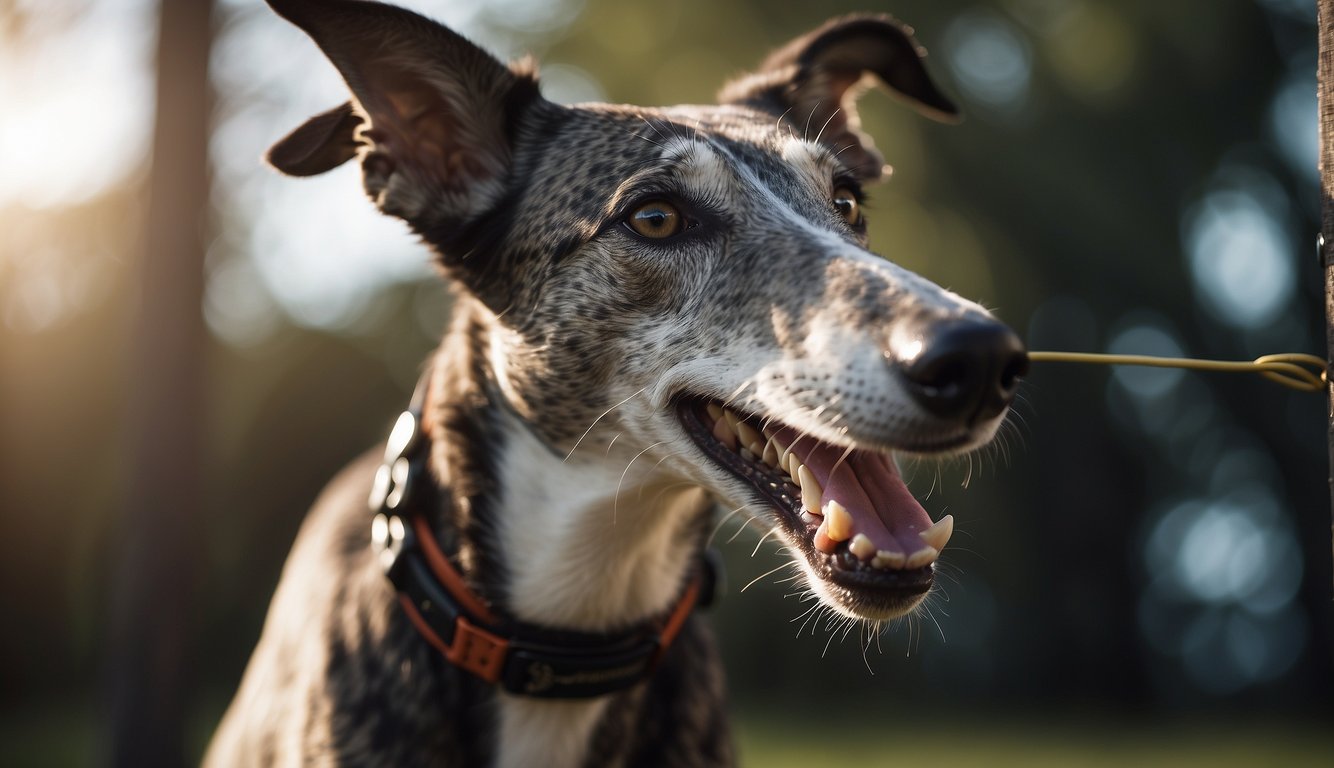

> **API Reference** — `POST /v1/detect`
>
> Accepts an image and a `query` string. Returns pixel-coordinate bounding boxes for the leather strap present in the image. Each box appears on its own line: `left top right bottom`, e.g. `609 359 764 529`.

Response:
369 401 717 699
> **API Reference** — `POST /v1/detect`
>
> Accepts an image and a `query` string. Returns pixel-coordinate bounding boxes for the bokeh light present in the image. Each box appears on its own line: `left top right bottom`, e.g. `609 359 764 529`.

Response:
1108 318 1186 400
1183 167 1296 330
1269 65 1318 185
942 8 1033 113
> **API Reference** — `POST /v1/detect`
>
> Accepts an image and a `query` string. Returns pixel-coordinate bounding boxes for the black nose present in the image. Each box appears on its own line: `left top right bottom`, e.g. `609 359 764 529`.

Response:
895 318 1029 424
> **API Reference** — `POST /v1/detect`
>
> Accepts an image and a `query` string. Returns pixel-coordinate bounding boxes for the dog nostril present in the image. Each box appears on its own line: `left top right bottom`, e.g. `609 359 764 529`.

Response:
910 358 972 402
999 351 1030 394
896 320 1028 424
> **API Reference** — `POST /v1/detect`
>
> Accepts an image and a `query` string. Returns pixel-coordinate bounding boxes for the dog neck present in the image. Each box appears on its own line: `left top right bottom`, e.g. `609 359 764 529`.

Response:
426 299 712 630
490 407 711 630
423 300 713 768
487 422 709 768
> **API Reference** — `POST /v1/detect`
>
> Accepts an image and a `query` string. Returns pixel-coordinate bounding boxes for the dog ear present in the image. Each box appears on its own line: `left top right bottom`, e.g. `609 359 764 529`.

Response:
267 101 363 177
719 14 959 181
264 0 544 227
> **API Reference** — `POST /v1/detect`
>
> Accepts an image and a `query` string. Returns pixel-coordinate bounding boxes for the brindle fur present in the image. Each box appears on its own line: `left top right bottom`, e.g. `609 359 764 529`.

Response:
207 1 1008 765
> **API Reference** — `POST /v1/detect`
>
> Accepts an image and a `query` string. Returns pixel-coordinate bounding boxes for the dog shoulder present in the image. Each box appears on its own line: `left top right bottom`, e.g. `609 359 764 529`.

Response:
207 449 421 766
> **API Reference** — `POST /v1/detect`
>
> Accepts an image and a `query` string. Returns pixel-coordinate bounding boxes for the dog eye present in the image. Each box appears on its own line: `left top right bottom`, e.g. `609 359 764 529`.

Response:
832 186 862 226
626 200 684 239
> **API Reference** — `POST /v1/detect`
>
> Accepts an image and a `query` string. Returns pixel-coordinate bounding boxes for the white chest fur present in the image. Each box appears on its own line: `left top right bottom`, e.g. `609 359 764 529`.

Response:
488 413 709 766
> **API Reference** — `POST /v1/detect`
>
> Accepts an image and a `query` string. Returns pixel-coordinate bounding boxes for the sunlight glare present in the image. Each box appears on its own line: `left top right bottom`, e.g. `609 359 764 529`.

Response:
0 0 155 208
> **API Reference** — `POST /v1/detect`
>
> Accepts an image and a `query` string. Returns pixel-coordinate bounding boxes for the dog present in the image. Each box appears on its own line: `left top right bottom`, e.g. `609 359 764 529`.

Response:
205 1 1028 766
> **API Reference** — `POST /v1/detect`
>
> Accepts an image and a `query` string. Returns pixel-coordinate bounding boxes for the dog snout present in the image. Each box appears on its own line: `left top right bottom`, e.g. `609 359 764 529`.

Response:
893 318 1029 424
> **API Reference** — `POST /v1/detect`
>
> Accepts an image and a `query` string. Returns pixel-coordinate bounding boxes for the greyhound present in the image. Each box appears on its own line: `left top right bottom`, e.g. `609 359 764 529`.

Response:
205 1 1028 766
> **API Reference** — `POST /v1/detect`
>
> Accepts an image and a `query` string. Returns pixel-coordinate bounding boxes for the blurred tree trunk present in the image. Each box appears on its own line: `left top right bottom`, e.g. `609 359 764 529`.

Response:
104 1 213 766
1322 0 1334 583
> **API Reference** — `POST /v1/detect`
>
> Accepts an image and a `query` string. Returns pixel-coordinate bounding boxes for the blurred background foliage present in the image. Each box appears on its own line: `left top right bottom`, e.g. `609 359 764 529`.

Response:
1 0 1331 764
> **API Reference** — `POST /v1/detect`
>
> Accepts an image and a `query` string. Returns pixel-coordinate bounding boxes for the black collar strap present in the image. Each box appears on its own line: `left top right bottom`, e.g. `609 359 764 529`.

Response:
368 402 718 699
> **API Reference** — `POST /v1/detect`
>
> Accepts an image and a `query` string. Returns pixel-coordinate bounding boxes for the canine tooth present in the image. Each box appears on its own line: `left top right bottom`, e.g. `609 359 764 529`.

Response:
813 520 837 553
706 403 723 422
797 464 822 513
762 439 779 467
736 421 762 450
822 499 852 542
849 533 876 561
919 514 954 552
723 409 740 431
711 416 737 449
872 550 906 569
904 546 939 569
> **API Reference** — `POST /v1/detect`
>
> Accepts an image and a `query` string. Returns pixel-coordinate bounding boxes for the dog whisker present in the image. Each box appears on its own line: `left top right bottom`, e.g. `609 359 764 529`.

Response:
565 387 649 462
641 477 698 509
725 515 764 545
749 525 783 557
802 100 822 143
707 502 758 545
613 440 670 523
740 560 793 593
813 105 841 146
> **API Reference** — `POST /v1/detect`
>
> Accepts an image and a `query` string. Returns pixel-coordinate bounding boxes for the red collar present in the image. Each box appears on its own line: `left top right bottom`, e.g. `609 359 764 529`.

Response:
369 406 716 699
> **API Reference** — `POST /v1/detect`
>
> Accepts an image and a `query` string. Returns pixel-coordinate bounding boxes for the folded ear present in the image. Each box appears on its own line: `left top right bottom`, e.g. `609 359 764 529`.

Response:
264 0 544 228
267 101 361 177
719 14 959 181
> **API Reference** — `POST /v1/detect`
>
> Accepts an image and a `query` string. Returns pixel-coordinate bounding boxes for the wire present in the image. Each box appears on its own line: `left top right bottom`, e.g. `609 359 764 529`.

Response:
1027 351 1328 393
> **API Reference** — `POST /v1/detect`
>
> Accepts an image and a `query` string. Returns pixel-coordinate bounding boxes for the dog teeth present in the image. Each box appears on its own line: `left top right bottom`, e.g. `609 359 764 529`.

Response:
872 549 906 569
796 464 821 514
711 414 737 450
919 514 954 552
777 440 795 473
904 546 939 569
703 406 937 573
849 533 876 561
821 499 852 542
710 406 776 467
813 519 837 553
736 421 762 451
709 408 925 569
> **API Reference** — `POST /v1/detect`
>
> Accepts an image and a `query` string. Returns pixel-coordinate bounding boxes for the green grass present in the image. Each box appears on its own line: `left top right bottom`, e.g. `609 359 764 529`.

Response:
736 713 1334 768
3 702 1330 767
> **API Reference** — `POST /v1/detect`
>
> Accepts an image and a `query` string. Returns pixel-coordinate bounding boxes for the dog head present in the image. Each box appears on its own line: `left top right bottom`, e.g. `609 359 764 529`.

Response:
266 0 1027 622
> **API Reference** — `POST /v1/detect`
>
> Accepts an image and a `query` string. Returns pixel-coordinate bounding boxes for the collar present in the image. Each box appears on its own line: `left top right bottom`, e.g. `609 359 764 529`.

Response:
367 392 719 699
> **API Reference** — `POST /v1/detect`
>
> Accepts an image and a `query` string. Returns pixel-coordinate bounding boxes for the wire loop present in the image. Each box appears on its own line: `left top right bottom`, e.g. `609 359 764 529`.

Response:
1027 351 1328 393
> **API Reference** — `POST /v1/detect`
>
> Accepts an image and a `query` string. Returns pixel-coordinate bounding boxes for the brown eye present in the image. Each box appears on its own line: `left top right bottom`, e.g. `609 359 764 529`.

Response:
832 186 861 226
627 200 684 239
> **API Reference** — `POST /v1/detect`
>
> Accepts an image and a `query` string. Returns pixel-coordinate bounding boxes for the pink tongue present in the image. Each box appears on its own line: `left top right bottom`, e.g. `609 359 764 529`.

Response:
778 429 933 556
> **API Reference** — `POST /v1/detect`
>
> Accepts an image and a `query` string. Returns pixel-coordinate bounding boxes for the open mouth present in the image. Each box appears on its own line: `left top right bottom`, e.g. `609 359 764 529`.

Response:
677 395 953 619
